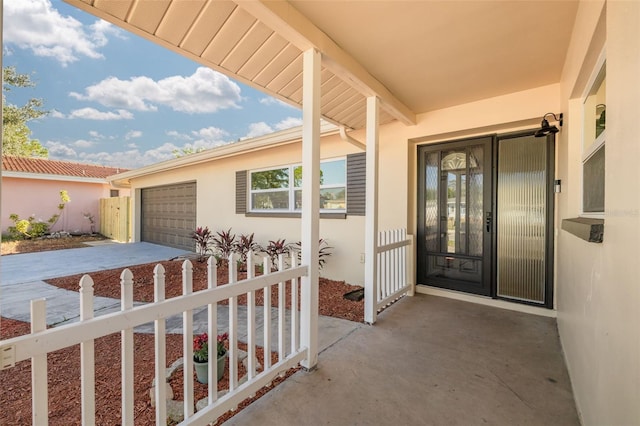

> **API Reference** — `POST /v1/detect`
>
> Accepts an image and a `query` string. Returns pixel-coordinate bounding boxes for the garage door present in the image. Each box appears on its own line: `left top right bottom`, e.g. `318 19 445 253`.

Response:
141 182 196 251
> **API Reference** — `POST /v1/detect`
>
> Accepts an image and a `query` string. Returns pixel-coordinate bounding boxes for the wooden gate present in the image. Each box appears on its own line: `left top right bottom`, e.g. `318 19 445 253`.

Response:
99 196 131 242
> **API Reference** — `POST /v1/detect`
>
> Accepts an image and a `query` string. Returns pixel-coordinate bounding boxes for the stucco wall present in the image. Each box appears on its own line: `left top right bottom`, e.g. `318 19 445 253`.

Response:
555 1 640 424
1 177 126 235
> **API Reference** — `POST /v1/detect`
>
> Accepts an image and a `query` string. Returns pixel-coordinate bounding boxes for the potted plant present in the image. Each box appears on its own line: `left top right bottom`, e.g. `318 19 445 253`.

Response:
193 332 228 384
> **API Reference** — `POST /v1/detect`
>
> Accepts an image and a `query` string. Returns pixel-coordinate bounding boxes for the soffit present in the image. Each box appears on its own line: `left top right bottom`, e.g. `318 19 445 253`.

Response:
65 0 399 130
65 1 578 129
290 0 579 113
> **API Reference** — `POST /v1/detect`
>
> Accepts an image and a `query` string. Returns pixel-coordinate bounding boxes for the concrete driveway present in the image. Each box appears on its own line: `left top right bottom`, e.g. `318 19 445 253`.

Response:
1 241 190 324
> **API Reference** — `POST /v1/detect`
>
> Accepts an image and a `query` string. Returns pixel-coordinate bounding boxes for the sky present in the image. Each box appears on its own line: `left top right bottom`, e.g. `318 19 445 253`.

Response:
2 0 303 169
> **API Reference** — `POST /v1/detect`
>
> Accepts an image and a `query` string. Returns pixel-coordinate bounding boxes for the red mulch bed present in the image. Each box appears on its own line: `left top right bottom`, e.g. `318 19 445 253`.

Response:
46 258 364 323
0 257 363 425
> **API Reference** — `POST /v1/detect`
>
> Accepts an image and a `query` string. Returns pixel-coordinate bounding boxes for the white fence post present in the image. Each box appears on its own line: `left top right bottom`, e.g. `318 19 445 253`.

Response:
278 254 286 361
228 253 238 392
207 256 218 402
263 257 272 371
182 260 194 419
120 269 134 426
30 299 47 426
290 253 299 353
79 275 95 425
154 265 167 425
247 251 256 380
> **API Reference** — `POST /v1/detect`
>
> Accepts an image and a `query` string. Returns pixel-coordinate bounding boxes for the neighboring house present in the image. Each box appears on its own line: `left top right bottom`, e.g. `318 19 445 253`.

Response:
1 156 130 236
33 1 640 424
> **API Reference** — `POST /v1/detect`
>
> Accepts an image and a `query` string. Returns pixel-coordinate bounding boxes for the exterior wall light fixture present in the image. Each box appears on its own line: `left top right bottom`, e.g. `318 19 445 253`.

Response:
534 112 563 137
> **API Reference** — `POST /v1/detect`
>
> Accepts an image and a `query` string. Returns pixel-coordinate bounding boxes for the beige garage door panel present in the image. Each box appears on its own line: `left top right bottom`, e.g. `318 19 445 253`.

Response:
141 182 196 251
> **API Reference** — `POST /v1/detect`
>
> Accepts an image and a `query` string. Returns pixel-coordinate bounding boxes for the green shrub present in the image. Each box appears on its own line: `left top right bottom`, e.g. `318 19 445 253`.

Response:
8 190 70 239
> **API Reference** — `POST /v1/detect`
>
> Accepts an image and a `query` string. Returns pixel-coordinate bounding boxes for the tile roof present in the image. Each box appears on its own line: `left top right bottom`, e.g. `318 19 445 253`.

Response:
2 156 128 179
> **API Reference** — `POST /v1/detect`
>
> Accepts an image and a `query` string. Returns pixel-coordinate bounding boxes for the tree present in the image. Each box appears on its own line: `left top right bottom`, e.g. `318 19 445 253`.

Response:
2 66 48 157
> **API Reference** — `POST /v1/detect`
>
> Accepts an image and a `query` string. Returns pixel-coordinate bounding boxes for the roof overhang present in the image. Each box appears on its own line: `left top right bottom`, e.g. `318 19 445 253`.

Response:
64 0 415 130
64 1 577 133
3 171 109 184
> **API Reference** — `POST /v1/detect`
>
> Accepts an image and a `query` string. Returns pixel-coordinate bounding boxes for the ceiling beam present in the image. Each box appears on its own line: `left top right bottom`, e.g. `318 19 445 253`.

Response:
234 0 416 126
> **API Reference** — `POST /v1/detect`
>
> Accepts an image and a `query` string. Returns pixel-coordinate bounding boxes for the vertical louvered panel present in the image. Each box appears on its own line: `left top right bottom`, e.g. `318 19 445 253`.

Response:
236 170 247 214
497 135 547 303
346 153 366 215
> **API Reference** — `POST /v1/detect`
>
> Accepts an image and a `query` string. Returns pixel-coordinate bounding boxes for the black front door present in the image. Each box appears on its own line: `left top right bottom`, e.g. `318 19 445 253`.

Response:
417 136 493 296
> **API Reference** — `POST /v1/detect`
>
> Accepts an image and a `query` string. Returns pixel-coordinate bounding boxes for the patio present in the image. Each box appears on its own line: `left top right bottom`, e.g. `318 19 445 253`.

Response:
227 294 579 425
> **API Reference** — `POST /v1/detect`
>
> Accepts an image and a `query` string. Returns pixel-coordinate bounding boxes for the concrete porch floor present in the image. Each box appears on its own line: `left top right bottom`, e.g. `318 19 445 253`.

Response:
226 294 580 425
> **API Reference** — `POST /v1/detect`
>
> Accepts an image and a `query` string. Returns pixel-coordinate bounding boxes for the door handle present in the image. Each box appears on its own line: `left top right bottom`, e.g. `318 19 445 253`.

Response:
485 212 492 232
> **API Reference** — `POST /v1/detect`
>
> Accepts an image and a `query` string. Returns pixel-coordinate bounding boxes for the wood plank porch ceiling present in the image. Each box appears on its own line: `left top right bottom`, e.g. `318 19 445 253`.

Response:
65 0 401 131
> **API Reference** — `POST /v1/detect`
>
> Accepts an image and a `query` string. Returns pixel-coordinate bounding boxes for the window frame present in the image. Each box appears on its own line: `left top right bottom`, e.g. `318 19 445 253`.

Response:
580 49 606 218
249 157 347 213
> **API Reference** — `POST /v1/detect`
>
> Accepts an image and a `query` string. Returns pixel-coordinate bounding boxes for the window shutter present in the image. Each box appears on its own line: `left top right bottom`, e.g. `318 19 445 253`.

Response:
236 170 247 214
346 153 366 216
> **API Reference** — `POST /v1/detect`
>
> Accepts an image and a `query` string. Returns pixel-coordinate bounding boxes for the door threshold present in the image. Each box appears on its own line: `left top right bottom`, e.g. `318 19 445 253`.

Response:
416 285 557 318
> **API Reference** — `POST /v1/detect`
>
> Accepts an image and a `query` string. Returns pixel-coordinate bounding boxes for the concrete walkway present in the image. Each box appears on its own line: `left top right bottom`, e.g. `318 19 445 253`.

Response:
0 242 360 353
226 294 580 426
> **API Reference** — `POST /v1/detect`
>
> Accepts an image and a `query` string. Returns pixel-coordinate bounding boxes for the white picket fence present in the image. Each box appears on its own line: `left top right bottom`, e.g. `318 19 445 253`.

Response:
376 229 413 310
0 252 308 425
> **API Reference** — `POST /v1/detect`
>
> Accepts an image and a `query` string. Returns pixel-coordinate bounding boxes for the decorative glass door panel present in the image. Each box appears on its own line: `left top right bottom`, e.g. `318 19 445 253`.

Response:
496 134 552 306
417 137 492 296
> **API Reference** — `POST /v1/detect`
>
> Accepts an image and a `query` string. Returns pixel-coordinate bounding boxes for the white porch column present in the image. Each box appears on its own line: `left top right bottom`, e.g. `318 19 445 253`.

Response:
300 48 321 370
364 96 380 324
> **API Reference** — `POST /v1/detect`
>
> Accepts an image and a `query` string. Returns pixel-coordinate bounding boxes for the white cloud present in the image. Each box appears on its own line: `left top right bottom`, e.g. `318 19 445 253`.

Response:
242 117 302 140
192 127 229 142
275 117 303 130
68 108 133 120
3 0 123 66
188 126 231 150
88 130 104 139
49 109 66 119
46 139 220 169
166 130 193 141
125 130 143 140
45 141 77 158
259 97 296 109
73 139 94 148
70 67 242 114
127 143 138 149
76 143 183 168
244 122 274 139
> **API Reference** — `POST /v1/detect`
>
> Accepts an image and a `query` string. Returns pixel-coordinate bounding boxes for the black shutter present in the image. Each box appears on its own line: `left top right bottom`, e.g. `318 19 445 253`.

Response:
346 153 366 216
236 170 247 214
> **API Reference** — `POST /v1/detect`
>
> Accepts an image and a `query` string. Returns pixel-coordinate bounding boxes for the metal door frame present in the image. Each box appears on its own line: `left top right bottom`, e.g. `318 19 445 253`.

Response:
416 136 494 296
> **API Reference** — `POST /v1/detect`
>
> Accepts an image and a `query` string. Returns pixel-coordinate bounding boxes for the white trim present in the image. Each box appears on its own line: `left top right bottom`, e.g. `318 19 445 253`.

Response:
583 130 606 162
580 47 607 217
3 171 109 184
249 158 347 213
416 285 557 318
